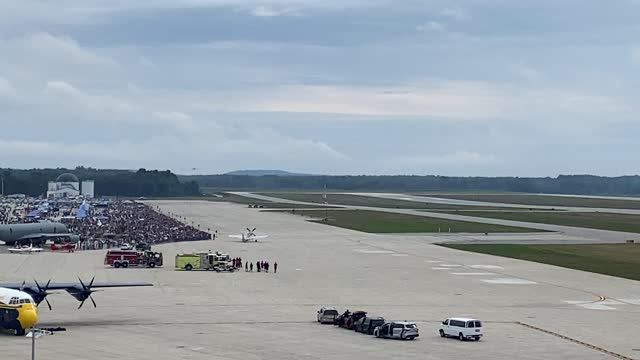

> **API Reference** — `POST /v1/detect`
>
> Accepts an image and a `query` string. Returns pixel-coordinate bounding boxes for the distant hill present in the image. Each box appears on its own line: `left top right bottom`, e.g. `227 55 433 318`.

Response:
223 170 314 176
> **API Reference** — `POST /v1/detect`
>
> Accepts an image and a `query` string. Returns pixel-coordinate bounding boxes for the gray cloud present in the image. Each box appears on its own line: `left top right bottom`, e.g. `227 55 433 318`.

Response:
1 2 640 176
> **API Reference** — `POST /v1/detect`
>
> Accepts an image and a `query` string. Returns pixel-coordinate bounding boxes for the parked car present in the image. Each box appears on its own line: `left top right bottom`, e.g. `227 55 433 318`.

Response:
334 310 350 326
341 311 367 330
135 242 151 251
317 307 340 324
354 316 385 335
373 322 419 340
439 318 483 341
120 243 133 250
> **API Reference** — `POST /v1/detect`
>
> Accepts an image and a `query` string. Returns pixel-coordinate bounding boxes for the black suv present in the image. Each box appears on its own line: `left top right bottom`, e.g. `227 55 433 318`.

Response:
354 316 386 335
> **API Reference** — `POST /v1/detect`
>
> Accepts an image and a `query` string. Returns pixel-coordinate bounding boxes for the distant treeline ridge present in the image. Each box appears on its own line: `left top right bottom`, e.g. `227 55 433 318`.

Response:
181 174 640 196
1 168 200 197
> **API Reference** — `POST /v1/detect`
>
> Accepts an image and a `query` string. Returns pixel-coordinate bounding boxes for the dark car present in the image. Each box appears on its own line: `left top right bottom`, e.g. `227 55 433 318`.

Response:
334 310 351 327
342 311 367 330
135 242 151 251
354 316 386 335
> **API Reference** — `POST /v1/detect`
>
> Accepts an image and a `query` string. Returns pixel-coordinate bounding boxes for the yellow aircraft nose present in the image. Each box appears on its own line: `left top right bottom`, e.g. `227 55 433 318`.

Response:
17 305 38 331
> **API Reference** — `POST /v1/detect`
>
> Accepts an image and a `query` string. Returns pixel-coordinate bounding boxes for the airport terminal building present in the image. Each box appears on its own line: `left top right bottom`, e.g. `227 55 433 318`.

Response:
46 173 95 199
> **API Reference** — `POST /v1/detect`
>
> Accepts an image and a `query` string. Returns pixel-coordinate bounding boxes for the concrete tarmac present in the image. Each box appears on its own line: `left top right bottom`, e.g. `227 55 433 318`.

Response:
2 201 639 359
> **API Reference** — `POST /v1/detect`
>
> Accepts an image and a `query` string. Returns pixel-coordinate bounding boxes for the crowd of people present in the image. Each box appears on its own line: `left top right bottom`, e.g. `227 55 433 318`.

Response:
62 201 212 248
1 197 212 249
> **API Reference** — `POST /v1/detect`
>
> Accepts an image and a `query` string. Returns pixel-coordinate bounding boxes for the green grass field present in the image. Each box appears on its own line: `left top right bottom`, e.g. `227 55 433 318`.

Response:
435 211 640 233
258 192 526 210
425 194 640 209
440 243 640 281
267 209 542 233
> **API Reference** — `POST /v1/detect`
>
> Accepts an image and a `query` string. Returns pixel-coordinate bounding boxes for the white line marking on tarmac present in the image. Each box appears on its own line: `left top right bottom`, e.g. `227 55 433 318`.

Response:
426 260 441 263
470 265 504 269
619 299 640 305
564 301 617 311
440 264 462 267
431 267 450 270
354 249 395 254
391 254 409 257
482 278 537 285
450 272 496 276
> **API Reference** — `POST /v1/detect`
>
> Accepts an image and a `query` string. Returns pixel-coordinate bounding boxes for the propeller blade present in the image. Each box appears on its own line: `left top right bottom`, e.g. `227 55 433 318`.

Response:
89 276 95 288
90 295 97 308
78 277 86 290
45 279 51 290
20 280 25 291
252 228 256 232
34 278 41 291
78 300 85 309
45 297 52 311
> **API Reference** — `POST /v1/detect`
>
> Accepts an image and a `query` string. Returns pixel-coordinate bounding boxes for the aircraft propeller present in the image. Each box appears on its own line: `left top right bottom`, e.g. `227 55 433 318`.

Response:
34 278 52 310
77 276 100 309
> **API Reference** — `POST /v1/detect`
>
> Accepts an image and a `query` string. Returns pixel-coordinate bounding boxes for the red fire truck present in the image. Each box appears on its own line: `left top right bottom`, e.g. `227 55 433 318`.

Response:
104 250 163 268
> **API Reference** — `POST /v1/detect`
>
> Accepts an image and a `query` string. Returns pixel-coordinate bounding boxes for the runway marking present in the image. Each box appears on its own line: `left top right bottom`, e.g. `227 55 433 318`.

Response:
391 254 409 257
565 298 627 311
564 301 617 311
440 264 462 267
426 260 441 263
431 267 451 270
450 272 496 276
618 299 640 305
482 278 537 285
470 265 504 269
353 249 395 254
517 322 636 360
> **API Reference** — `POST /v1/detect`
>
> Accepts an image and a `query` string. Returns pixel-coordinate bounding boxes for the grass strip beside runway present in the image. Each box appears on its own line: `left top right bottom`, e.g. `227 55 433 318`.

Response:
440 243 640 281
425 194 640 209
433 211 640 233
268 209 543 233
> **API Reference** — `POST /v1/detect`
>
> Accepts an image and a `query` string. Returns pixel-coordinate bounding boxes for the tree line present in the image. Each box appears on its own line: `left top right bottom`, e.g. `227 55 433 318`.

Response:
181 174 640 196
1 167 200 197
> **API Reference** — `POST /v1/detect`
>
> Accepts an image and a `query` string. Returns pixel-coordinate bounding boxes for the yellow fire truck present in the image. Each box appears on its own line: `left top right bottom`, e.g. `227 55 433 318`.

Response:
174 251 234 272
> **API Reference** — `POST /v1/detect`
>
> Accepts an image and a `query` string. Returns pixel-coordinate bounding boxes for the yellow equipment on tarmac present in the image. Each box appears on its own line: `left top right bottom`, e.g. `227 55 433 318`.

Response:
174 251 233 271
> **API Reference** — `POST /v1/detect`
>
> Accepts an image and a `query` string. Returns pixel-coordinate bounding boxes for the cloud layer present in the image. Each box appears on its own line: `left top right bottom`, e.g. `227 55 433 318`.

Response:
2 1 640 176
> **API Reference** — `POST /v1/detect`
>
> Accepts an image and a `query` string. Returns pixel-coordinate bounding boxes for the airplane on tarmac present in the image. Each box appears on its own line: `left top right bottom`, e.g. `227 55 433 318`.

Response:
0 223 80 247
228 228 269 242
7 243 43 254
0 278 153 336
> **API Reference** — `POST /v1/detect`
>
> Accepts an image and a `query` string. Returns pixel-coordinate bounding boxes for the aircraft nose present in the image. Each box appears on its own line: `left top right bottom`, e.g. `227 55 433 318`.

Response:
18 307 38 331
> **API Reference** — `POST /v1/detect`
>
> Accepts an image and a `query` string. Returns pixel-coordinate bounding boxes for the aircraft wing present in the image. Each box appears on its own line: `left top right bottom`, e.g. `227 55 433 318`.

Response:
254 235 269 239
0 281 153 307
228 235 243 238
0 281 152 291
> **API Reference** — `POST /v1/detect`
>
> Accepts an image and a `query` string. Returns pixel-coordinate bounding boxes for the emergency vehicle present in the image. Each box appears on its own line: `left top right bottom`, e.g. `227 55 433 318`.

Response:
104 250 164 268
174 251 233 271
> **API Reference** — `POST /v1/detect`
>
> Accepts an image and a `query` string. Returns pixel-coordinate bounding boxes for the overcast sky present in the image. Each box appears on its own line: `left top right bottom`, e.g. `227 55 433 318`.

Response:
1 1 640 176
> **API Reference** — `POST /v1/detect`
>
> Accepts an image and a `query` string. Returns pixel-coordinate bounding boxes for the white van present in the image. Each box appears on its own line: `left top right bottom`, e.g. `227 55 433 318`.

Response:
438 317 483 341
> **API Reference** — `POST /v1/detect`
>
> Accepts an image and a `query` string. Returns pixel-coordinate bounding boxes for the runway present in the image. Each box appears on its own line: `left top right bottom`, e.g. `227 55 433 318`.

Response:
2 200 639 359
232 192 640 243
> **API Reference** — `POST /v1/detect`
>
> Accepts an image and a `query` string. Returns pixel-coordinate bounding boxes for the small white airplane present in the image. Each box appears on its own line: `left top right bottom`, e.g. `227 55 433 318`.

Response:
229 228 269 242
8 243 44 254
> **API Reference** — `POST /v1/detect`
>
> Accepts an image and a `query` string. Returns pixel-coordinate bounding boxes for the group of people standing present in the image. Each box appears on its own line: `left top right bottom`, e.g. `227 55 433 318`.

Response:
245 260 277 273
